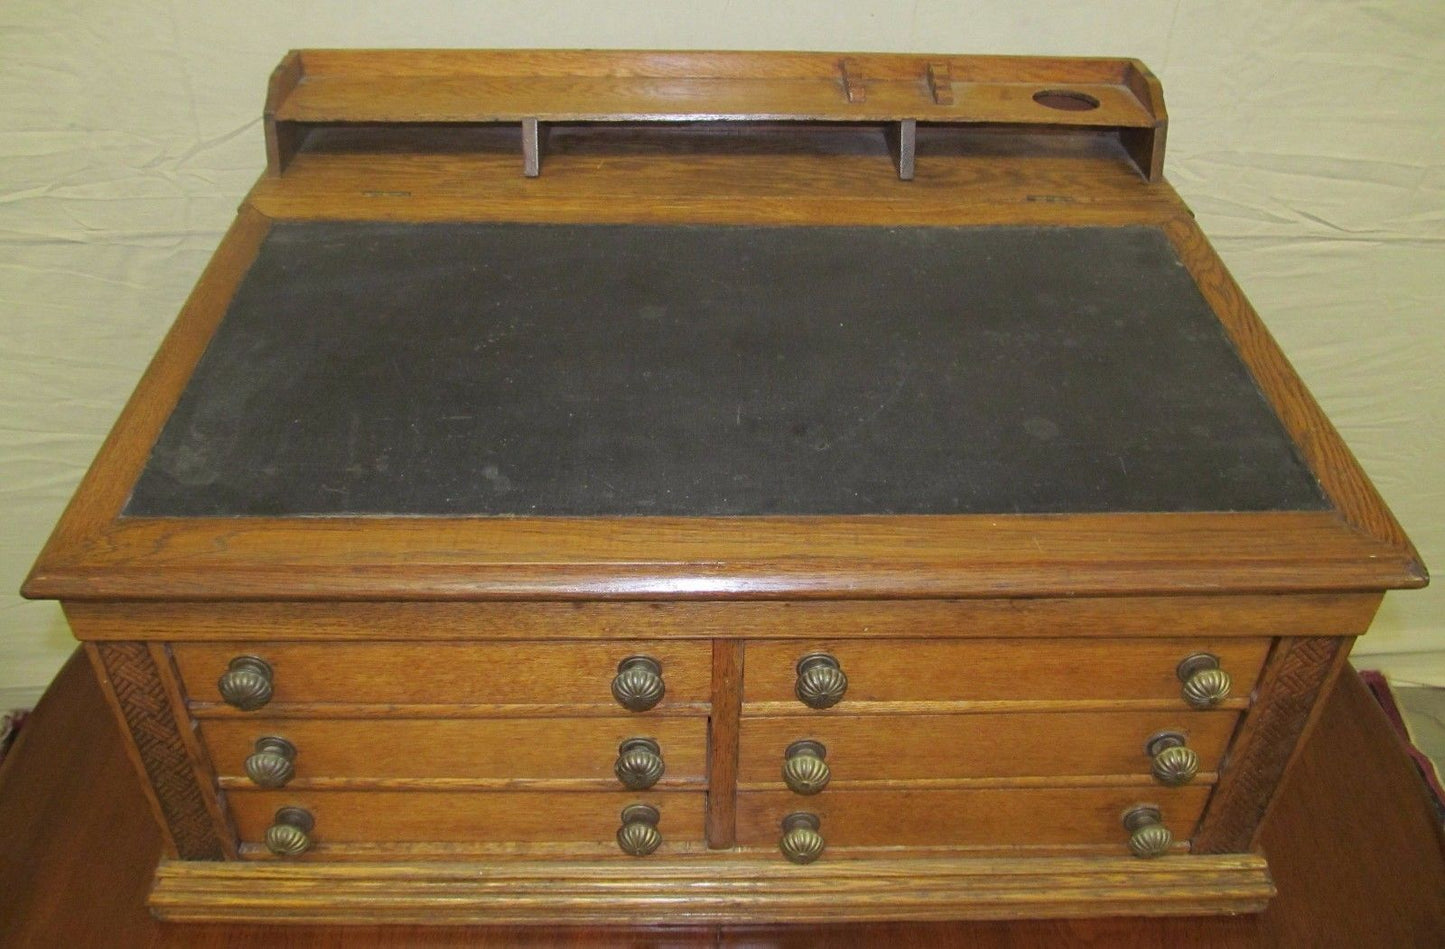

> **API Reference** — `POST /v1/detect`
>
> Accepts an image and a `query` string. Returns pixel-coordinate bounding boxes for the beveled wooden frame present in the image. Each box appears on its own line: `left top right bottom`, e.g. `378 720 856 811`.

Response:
22 170 1423 602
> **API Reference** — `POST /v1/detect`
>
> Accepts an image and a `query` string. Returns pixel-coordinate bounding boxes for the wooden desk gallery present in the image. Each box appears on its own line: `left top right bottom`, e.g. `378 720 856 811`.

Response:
23 50 1427 924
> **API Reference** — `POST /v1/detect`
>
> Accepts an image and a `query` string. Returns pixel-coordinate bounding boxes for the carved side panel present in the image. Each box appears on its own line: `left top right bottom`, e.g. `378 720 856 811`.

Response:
1192 636 1347 853
93 642 228 860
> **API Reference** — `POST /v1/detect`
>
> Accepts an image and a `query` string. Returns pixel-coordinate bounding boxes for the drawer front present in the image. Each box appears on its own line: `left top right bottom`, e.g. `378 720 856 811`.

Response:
204 717 707 785
736 786 1211 850
743 638 1270 706
229 790 704 846
174 641 711 708
739 711 1237 785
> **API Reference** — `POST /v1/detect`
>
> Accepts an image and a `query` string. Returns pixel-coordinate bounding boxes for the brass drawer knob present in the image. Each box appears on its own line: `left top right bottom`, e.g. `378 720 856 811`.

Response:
795 653 848 709
1122 805 1173 859
218 655 274 711
782 740 831 795
612 656 665 712
780 812 826 864
265 806 314 857
1146 730 1200 787
244 736 297 789
614 738 666 790
616 804 662 856
1177 653 1232 709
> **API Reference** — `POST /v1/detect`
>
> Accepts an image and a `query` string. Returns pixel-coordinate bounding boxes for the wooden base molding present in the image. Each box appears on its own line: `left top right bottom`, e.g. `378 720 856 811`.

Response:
149 854 1274 924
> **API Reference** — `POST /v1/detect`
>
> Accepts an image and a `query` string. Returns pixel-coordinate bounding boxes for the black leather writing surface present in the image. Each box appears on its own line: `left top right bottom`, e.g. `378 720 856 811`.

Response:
124 223 1327 517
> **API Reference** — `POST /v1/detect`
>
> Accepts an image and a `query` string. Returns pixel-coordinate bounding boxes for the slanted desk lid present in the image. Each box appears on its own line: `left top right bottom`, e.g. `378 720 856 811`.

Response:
20 50 1425 601
123 222 1326 519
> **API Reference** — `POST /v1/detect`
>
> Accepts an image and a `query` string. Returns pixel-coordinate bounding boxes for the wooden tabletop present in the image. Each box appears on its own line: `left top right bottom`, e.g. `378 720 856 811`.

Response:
2 651 1443 946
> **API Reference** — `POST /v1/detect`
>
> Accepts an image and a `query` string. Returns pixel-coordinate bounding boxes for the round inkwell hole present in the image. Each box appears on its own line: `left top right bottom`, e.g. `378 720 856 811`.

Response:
1032 89 1101 112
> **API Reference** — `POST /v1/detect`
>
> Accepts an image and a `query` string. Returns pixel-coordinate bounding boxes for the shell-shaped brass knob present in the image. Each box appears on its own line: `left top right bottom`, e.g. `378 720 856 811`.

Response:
795 654 848 710
1123 805 1172 859
244 736 297 789
265 806 314 857
218 656 273 711
782 740 831 795
1146 731 1200 787
780 812 825 864
612 656 665 712
616 804 662 856
1177 653 1232 709
614 738 665 790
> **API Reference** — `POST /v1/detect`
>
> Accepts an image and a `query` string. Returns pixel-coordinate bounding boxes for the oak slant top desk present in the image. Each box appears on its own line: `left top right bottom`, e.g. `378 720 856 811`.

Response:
22 50 1427 925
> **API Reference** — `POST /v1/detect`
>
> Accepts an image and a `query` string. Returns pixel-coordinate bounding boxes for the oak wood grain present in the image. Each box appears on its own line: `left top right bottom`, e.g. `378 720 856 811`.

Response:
1163 215 1424 571
6 652 1444 943
274 76 1155 126
170 640 712 708
737 710 1237 786
11 47 1433 934
62 592 1385 643
250 132 1179 227
202 716 707 785
225 788 705 847
734 786 1211 849
22 208 271 573
1193 636 1350 853
147 853 1272 924
1119 61 1167 181
86 642 233 859
741 638 1271 706
263 50 305 174
262 52 1164 181
21 53 1422 606
189 701 710 721
707 639 744 848
291 49 1146 82
30 512 1421 602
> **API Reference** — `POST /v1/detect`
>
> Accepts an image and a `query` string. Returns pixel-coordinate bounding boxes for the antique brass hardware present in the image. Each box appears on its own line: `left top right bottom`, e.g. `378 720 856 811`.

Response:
780 812 826 864
1145 730 1200 786
782 740 831 795
616 803 662 856
244 736 297 789
265 806 314 857
795 653 848 709
1177 653 1232 709
217 655 274 711
614 737 666 790
1122 805 1172 858
611 656 665 712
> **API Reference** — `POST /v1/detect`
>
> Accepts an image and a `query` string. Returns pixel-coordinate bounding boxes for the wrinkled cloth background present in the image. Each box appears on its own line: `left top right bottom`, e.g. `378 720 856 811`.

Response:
2 1 1442 699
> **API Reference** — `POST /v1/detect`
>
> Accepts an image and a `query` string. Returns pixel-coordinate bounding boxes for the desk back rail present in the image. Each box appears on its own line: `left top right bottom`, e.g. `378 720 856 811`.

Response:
263 50 1167 181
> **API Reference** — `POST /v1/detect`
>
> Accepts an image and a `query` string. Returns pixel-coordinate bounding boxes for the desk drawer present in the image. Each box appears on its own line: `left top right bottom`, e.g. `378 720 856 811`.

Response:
739 711 1237 786
228 789 705 848
736 786 1211 850
743 638 1270 708
173 641 711 709
204 717 708 788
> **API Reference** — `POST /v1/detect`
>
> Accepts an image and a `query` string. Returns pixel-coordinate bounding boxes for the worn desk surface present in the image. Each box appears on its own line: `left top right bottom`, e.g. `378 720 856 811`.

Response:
2 651 1442 947
126 222 1322 518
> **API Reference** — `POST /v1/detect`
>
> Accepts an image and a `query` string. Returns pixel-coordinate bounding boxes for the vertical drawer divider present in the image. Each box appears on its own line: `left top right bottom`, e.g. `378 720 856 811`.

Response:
706 639 744 848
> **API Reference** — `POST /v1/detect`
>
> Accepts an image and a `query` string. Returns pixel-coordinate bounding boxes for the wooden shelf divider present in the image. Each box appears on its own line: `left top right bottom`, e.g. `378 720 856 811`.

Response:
263 49 1167 180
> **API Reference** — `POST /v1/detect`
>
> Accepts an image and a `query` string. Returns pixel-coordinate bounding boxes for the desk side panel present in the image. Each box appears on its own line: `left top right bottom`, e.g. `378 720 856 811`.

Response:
84 641 236 859
1193 634 1357 852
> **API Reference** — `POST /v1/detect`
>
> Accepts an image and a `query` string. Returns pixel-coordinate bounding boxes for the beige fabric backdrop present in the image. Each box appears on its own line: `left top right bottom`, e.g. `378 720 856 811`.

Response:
2 1 1442 702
